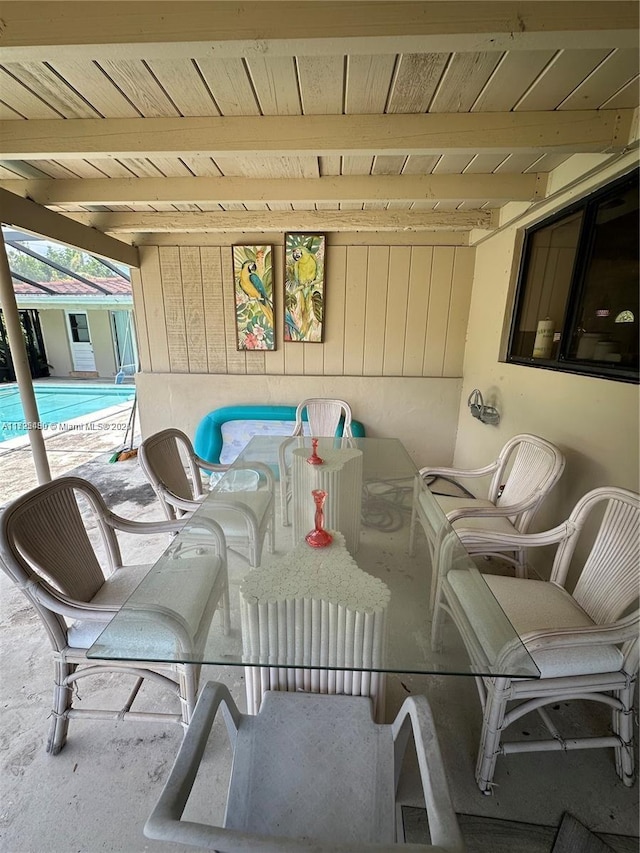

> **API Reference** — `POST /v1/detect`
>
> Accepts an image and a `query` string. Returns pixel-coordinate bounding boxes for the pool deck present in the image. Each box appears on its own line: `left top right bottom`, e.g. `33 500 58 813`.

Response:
0 389 137 507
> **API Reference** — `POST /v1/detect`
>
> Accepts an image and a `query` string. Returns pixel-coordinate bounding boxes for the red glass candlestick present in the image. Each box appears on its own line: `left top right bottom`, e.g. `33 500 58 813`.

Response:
305 489 333 548
307 437 323 465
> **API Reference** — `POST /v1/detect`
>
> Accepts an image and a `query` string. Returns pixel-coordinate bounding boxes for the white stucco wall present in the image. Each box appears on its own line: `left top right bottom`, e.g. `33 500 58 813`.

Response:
39 310 72 377
136 372 463 468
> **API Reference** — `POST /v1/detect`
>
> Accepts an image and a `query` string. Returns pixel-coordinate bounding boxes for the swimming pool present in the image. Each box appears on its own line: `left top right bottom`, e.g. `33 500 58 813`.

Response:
0 383 135 442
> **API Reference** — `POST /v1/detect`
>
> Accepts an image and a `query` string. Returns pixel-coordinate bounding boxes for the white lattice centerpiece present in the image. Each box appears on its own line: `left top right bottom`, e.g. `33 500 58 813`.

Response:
291 445 363 553
240 531 390 717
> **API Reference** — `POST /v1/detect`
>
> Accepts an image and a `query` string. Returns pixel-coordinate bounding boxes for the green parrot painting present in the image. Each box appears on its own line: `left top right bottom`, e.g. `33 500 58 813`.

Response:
285 234 325 343
291 246 317 286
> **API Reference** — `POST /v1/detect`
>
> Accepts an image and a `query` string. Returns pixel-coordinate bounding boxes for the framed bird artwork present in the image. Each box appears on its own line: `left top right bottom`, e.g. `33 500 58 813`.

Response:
284 233 326 342
232 245 275 350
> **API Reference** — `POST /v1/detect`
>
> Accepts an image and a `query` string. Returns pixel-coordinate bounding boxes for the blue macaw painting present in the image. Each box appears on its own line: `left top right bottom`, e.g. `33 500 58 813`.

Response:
284 233 326 343
233 245 275 350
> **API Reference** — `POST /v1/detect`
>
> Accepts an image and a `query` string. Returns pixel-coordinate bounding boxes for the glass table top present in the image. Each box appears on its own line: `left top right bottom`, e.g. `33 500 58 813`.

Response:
88 435 540 679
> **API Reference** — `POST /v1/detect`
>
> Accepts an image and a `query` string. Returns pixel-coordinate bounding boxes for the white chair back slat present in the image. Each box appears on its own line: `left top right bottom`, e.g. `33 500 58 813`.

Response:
573 495 640 624
295 398 353 438
495 436 565 531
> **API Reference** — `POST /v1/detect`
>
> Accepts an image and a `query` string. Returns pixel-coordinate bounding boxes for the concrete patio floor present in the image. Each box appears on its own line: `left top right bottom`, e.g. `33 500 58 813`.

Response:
0 423 638 852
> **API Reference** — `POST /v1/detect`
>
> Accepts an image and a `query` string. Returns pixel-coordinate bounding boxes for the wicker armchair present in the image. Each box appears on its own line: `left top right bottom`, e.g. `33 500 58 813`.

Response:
432 486 639 793
139 427 275 567
409 433 565 576
0 476 228 754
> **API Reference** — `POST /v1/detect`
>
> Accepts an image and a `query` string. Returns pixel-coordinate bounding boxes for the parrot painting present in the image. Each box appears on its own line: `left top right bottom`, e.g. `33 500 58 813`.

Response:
291 246 318 286
284 235 325 342
238 259 274 329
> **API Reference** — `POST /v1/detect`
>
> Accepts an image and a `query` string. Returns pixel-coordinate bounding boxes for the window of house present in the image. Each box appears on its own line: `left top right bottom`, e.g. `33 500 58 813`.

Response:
507 169 639 383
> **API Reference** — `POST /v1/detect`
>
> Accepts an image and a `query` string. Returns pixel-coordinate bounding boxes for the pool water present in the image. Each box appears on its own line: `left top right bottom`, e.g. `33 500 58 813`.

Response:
0 383 135 442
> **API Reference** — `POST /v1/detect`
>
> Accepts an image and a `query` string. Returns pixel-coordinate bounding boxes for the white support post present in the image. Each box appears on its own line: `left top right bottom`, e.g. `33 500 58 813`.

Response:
0 231 51 483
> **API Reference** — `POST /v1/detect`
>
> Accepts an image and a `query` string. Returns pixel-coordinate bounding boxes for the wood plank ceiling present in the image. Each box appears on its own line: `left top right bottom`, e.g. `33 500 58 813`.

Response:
0 1 638 242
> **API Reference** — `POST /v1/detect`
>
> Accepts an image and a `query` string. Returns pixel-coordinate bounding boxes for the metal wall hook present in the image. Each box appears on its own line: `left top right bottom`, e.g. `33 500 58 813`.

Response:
467 389 500 425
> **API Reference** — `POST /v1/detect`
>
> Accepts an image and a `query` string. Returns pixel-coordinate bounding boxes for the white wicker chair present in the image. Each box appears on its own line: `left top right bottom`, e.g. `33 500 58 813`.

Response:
0 476 228 755
144 681 464 852
409 433 565 576
139 428 275 567
432 486 639 794
278 398 354 526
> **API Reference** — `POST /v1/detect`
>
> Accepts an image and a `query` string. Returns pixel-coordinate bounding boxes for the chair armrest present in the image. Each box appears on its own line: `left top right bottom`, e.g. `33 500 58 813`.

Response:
420 460 499 480
193 455 231 475
456 522 571 553
29 580 121 621
197 454 276 493
104 511 228 557
391 696 464 853
445 491 544 524
520 612 640 652
103 511 186 536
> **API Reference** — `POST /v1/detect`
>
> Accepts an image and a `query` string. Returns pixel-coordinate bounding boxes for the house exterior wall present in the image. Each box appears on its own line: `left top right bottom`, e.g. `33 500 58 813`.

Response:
39 310 72 377
455 157 639 577
34 307 119 379
132 237 475 464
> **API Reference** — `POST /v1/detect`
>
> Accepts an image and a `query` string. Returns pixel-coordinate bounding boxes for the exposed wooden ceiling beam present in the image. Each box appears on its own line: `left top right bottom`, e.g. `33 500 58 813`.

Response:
66 209 494 233
0 112 633 160
0 174 546 206
0 2 636 61
0 188 139 266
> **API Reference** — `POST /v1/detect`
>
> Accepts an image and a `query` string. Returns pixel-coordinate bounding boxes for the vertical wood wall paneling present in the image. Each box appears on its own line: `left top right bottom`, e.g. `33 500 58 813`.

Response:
423 248 456 376
179 246 208 373
443 248 475 377
383 246 411 375
129 264 151 373
343 245 368 375
403 246 433 376
221 246 249 374
159 247 189 372
303 341 325 375
138 238 475 378
363 245 390 376
139 246 170 373
265 244 285 374
200 246 228 373
137 246 166 373
323 245 346 375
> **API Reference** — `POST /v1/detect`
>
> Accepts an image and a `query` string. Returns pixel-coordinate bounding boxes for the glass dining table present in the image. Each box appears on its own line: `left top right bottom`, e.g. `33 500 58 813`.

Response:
88 435 539 711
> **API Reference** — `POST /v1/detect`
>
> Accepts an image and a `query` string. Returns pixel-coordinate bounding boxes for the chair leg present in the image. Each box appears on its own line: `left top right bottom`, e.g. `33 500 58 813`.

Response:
514 549 528 578
178 665 198 726
475 677 509 794
47 659 74 755
281 479 290 526
613 679 636 786
408 480 421 557
268 506 275 554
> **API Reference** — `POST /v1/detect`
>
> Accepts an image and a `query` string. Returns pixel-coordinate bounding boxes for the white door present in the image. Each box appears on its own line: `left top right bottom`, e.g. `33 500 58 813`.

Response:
66 311 96 371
